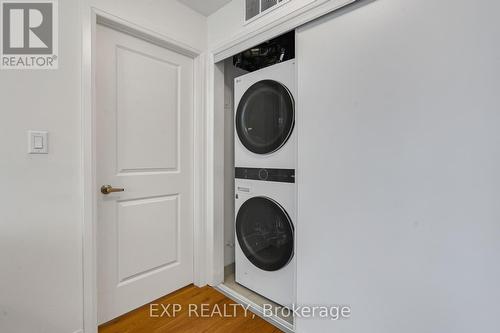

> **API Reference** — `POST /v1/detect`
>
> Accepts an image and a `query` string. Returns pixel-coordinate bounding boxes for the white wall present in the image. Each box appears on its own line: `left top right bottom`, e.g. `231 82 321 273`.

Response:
0 1 82 332
222 60 235 267
0 1 206 332
208 0 315 48
221 60 247 267
207 0 357 62
296 0 500 332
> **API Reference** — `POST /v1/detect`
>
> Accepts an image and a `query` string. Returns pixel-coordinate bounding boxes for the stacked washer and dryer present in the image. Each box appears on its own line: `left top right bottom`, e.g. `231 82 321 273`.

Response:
234 59 296 308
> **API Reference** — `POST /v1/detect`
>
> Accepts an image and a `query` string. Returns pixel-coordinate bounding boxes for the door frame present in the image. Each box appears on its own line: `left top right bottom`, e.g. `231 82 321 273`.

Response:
82 6 208 333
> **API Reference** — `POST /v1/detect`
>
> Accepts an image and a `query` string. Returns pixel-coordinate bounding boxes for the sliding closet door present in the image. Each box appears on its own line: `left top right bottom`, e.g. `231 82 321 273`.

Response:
296 1 500 332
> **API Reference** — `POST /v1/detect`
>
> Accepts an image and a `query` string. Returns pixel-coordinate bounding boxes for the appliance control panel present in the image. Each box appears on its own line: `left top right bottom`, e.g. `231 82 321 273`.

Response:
235 167 295 183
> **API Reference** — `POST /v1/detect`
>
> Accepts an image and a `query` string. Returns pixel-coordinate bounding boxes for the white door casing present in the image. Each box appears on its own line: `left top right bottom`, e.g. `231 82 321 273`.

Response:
96 23 194 324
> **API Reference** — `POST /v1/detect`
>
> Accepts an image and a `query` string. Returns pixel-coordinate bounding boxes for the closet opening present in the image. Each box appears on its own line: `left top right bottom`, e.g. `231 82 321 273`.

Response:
212 30 297 333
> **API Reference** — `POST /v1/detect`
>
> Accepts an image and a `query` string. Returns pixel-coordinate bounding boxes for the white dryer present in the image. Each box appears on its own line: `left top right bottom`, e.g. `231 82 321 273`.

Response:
234 60 296 169
234 172 295 307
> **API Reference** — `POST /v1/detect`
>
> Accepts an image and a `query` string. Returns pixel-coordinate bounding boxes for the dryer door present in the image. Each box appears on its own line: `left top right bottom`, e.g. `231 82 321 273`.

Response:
236 80 294 155
236 196 294 271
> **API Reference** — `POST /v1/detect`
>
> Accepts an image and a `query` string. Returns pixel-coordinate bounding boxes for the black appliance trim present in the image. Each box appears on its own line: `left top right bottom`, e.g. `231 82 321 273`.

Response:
235 79 295 155
236 196 294 272
235 167 295 183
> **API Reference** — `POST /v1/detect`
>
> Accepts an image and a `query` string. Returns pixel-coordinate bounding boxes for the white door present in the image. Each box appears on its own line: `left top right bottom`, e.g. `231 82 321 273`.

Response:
96 24 194 324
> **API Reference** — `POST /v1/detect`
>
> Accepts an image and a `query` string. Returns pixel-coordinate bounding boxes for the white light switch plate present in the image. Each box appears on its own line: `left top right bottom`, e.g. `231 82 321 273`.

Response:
28 130 48 154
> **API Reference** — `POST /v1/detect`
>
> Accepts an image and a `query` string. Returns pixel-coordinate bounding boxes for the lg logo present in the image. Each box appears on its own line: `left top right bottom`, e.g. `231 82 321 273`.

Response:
1 0 58 69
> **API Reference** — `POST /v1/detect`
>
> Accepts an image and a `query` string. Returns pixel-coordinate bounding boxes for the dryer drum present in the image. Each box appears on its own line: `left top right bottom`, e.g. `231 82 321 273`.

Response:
236 80 295 155
236 196 294 271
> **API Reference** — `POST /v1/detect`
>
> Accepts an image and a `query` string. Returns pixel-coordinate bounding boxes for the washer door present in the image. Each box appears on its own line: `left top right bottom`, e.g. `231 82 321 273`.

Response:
236 80 294 155
236 197 294 271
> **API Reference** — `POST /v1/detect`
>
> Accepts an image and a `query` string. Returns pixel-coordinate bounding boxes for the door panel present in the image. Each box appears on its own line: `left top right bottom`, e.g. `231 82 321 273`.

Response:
117 195 179 282
116 46 179 172
96 24 194 324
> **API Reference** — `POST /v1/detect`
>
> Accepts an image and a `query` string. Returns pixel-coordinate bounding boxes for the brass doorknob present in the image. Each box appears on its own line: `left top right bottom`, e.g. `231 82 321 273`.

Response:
101 185 125 195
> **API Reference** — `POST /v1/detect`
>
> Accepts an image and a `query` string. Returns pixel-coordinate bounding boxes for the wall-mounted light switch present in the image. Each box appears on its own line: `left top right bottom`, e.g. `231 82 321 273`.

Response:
28 130 48 154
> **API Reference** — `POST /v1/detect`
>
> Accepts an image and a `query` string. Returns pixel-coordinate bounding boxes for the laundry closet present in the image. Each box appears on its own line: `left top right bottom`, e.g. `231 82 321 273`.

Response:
212 31 297 332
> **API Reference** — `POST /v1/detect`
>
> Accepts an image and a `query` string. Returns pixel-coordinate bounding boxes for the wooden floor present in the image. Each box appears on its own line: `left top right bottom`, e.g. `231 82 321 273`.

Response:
99 285 283 333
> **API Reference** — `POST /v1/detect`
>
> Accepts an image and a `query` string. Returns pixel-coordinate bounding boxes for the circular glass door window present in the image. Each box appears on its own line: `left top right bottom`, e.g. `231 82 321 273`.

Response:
236 197 294 271
236 80 294 155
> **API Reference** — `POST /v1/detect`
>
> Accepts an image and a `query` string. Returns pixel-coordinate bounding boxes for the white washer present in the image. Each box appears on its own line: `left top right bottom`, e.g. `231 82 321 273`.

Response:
234 60 296 169
235 177 295 307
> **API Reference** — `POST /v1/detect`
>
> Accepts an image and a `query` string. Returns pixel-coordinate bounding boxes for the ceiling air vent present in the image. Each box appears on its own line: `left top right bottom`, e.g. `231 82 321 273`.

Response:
245 0 290 23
